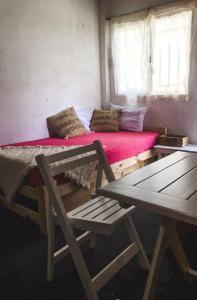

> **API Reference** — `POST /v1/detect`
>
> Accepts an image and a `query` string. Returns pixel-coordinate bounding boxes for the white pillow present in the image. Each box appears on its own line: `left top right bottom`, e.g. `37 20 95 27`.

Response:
111 103 147 132
110 103 139 111
76 107 94 131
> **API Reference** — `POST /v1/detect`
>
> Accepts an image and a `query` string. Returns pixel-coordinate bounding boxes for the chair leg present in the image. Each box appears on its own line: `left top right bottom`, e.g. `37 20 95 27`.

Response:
90 233 97 249
60 227 99 299
47 216 55 281
46 195 56 281
124 216 150 271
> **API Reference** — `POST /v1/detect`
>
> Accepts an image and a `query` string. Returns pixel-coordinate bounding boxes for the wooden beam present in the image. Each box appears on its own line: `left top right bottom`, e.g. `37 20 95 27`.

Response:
54 231 95 263
188 268 197 278
99 0 110 109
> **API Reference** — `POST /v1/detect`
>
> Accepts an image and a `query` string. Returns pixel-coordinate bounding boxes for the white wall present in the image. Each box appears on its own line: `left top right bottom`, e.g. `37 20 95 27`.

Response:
110 0 197 143
0 0 101 145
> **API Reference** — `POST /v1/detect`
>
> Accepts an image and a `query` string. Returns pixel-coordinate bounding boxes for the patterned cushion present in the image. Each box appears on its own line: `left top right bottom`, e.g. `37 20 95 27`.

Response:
90 109 119 132
47 107 88 138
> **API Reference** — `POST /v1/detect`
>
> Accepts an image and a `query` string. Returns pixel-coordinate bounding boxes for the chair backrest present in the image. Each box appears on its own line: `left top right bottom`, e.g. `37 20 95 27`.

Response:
35 140 115 227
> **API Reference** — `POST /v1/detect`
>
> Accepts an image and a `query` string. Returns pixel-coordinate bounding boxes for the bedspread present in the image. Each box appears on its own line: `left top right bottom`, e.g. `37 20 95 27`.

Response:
2 131 159 188
0 145 95 203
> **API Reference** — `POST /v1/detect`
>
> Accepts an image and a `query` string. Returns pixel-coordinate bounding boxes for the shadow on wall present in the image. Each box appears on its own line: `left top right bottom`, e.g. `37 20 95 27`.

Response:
144 99 197 144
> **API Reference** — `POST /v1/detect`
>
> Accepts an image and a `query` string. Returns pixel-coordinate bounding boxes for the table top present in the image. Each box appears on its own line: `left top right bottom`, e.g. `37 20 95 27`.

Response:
97 151 197 226
154 144 197 152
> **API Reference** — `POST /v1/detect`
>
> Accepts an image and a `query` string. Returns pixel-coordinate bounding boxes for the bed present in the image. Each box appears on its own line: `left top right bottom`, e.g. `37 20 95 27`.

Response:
0 131 158 233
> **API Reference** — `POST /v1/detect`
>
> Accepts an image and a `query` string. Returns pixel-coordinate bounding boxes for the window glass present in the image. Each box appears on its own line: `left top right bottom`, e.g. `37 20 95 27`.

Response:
110 8 193 102
111 18 149 101
151 11 192 96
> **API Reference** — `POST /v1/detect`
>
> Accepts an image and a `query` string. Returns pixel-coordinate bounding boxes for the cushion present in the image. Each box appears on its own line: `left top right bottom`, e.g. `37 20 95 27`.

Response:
76 107 94 130
111 103 138 110
47 107 88 138
90 109 119 132
119 107 147 132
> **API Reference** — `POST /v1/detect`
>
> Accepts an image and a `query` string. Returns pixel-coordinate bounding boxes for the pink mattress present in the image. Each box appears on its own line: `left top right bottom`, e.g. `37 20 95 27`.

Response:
10 131 159 187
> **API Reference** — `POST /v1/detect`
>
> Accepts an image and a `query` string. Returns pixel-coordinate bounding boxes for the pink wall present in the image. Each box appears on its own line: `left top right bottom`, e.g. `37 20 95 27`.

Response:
144 100 197 143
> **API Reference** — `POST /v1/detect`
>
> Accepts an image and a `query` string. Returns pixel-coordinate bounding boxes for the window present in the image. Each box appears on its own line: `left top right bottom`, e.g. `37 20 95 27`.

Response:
110 3 194 103
111 14 149 101
150 11 192 96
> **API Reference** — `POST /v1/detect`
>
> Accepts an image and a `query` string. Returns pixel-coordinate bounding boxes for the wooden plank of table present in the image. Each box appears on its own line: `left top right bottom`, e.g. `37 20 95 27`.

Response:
161 167 197 199
154 144 197 152
187 192 197 203
136 155 197 193
116 151 187 186
97 182 197 226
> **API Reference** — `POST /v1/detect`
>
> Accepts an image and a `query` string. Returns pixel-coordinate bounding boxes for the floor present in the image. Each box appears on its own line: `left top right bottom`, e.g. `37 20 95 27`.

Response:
0 197 197 300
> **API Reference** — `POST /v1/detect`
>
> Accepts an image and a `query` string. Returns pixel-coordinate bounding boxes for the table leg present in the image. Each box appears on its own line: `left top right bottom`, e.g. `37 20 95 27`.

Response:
163 220 190 278
157 151 163 160
143 218 192 300
143 226 168 300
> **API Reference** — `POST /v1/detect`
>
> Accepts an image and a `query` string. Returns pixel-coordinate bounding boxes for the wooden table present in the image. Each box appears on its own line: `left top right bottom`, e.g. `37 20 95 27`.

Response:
97 151 197 300
154 144 197 159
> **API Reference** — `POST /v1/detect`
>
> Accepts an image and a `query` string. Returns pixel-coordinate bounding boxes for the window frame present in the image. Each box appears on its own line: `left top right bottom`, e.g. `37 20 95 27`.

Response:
109 4 195 103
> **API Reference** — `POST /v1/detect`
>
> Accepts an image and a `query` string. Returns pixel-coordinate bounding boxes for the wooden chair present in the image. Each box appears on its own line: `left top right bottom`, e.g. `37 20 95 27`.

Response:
36 140 150 300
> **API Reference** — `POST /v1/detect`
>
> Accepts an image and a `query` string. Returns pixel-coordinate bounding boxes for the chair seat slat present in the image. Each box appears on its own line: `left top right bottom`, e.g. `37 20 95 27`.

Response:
81 201 118 219
68 196 131 228
69 197 111 217
105 206 135 225
71 196 107 215
94 205 122 221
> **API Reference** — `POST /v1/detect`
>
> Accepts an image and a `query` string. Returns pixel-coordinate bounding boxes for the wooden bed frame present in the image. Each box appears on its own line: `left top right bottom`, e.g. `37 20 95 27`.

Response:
0 149 156 234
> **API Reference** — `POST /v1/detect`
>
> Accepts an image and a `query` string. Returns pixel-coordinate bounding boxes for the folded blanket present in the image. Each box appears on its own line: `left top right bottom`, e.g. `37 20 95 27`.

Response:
0 146 96 203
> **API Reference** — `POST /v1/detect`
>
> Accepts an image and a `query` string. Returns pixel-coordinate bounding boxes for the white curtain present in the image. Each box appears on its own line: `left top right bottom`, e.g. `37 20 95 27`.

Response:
110 11 149 104
150 10 192 97
110 1 197 105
